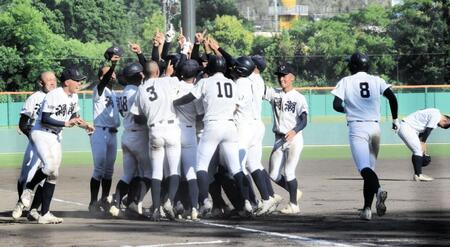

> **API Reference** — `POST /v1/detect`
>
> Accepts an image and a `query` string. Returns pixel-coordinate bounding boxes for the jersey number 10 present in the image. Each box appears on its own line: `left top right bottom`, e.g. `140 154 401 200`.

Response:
359 82 370 98
216 82 233 98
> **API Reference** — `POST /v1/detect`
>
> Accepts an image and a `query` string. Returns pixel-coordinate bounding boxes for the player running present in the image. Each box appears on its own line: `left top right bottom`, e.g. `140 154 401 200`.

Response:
332 52 398 221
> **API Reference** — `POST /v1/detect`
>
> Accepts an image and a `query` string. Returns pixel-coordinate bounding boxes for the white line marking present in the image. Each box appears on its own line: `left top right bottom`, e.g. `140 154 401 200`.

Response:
196 220 355 247
121 240 230 247
1 188 355 246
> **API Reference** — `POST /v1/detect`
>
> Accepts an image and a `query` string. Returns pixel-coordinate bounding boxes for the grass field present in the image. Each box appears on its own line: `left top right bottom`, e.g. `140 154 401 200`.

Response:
1 143 449 168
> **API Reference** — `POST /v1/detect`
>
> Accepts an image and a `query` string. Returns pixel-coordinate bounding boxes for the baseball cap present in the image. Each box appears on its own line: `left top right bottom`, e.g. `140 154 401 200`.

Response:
251 55 267 72
60 67 86 82
275 63 295 76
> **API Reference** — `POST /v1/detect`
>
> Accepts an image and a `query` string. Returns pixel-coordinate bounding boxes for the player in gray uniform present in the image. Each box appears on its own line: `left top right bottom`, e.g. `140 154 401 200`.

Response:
12 72 57 220
130 61 182 221
174 55 254 217
264 64 308 214
20 67 94 224
109 63 152 217
397 108 450 181
89 54 121 213
332 52 398 220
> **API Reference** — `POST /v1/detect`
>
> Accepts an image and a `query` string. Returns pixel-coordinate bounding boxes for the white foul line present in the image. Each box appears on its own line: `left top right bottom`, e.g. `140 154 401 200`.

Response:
121 240 230 247
196 220 355 247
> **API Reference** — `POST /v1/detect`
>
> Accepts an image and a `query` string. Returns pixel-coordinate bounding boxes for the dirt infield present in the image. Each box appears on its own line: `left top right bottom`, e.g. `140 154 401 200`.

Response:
1 157 449 247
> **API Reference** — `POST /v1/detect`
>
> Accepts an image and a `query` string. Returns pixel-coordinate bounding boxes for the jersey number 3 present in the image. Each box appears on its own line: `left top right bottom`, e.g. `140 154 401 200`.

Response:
359 82 370 98
146 86 158 101
216 82 233 98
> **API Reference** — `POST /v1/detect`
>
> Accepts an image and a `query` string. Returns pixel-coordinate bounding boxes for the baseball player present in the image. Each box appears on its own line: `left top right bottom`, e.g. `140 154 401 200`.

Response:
249 55 283 211
173 55 253 216
20 66 94 224
130 61 182 221
233 56 277 215
264 64 308 215
89 54 121 213
397 108 450 181
12 72 57 221
109 63 152 217
173 59 203 220
332 52 398 221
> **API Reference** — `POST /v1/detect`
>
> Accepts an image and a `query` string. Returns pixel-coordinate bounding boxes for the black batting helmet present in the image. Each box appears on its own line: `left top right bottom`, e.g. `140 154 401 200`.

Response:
104 46 124 60
180 59 201 79
233 56 255 78
122 63 143 83
348 52 369 74
251 55 267 72
204 55 227 75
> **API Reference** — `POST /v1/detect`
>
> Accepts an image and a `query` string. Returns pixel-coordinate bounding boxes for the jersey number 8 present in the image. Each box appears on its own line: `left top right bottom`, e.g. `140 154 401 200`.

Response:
359 82 370 98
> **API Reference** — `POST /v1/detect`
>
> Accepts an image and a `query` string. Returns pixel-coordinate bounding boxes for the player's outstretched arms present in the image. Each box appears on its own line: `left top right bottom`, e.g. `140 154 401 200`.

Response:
173 93 196 106
41 112 74 127
332 96 345 113
383 88 399 131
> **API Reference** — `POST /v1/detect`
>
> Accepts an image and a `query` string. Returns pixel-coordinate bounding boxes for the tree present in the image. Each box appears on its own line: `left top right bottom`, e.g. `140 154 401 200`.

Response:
208 15 253 57
196 0 240 28
388 0 449 84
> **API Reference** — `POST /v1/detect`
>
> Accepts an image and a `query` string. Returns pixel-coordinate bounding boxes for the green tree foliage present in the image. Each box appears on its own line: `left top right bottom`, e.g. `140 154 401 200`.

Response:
388 0 449 84
196 0 240 28
0 0 109 91
208 15 253 57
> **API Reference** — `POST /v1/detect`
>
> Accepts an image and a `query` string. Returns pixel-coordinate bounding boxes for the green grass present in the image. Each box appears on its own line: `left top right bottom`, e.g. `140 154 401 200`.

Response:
1 144 449 168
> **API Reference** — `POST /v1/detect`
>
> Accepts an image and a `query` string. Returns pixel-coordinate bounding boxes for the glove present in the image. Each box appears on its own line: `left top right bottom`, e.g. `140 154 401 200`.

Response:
392 119 400 134
165 24 175 43
423 154 431 167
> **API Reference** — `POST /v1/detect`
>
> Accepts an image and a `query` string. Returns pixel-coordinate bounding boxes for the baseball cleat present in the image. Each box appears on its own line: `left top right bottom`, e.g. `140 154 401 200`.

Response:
244 200 253 214
38 212 63 224
20 189 34 209
88 201 102 214
256 197 277 216
109 205 120 217
268 194 283 213
191 207 199 221
360 207 372 221
280 202 300 214
163 200 176 220
199 198 213 217
414 174 434 182
128 201 143 215
376 190 388 217
12 201 25 220
151 208 161 222
174 201 185 216
27 209 40 221
210 207 223 218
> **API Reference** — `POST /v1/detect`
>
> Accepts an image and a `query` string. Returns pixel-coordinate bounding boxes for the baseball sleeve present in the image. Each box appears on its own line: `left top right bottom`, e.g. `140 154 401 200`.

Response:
20 94 37 118
378 77 391 94
426 109 441 129
41 93 57 114
331 79 345 100
263 85 276 101
297 94 309 115
130 87 143 116
191 79 205 99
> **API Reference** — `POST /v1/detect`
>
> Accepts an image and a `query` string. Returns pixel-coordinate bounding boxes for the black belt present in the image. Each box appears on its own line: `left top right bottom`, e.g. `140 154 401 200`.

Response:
348 120 379 123
100 127 118 133
149 120 174 127
43 128 58 135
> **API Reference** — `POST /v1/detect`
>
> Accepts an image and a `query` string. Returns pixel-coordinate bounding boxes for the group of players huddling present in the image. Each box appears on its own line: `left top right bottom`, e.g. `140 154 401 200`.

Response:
11 26 450 224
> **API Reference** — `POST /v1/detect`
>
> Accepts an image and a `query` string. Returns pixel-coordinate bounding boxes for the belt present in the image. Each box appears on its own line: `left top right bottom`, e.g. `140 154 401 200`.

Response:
99 126 118 133
42 128 59 135
347 120 379 123
149 120 175 128
207 119 233 122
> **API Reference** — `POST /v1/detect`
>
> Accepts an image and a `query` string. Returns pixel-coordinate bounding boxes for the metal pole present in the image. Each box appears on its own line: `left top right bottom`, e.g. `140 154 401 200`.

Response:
181 0 196 42
274 0 278 32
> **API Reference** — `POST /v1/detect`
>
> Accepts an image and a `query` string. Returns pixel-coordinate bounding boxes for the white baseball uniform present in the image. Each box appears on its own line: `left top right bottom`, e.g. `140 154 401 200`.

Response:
331 71 391 171
191 72 241 176
31 87 80 184
119 84 151 183
398 108 442 156
175 81 203 181
264 87 308 181
131 76 181 181
18 91 46 186
90 86 120 180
